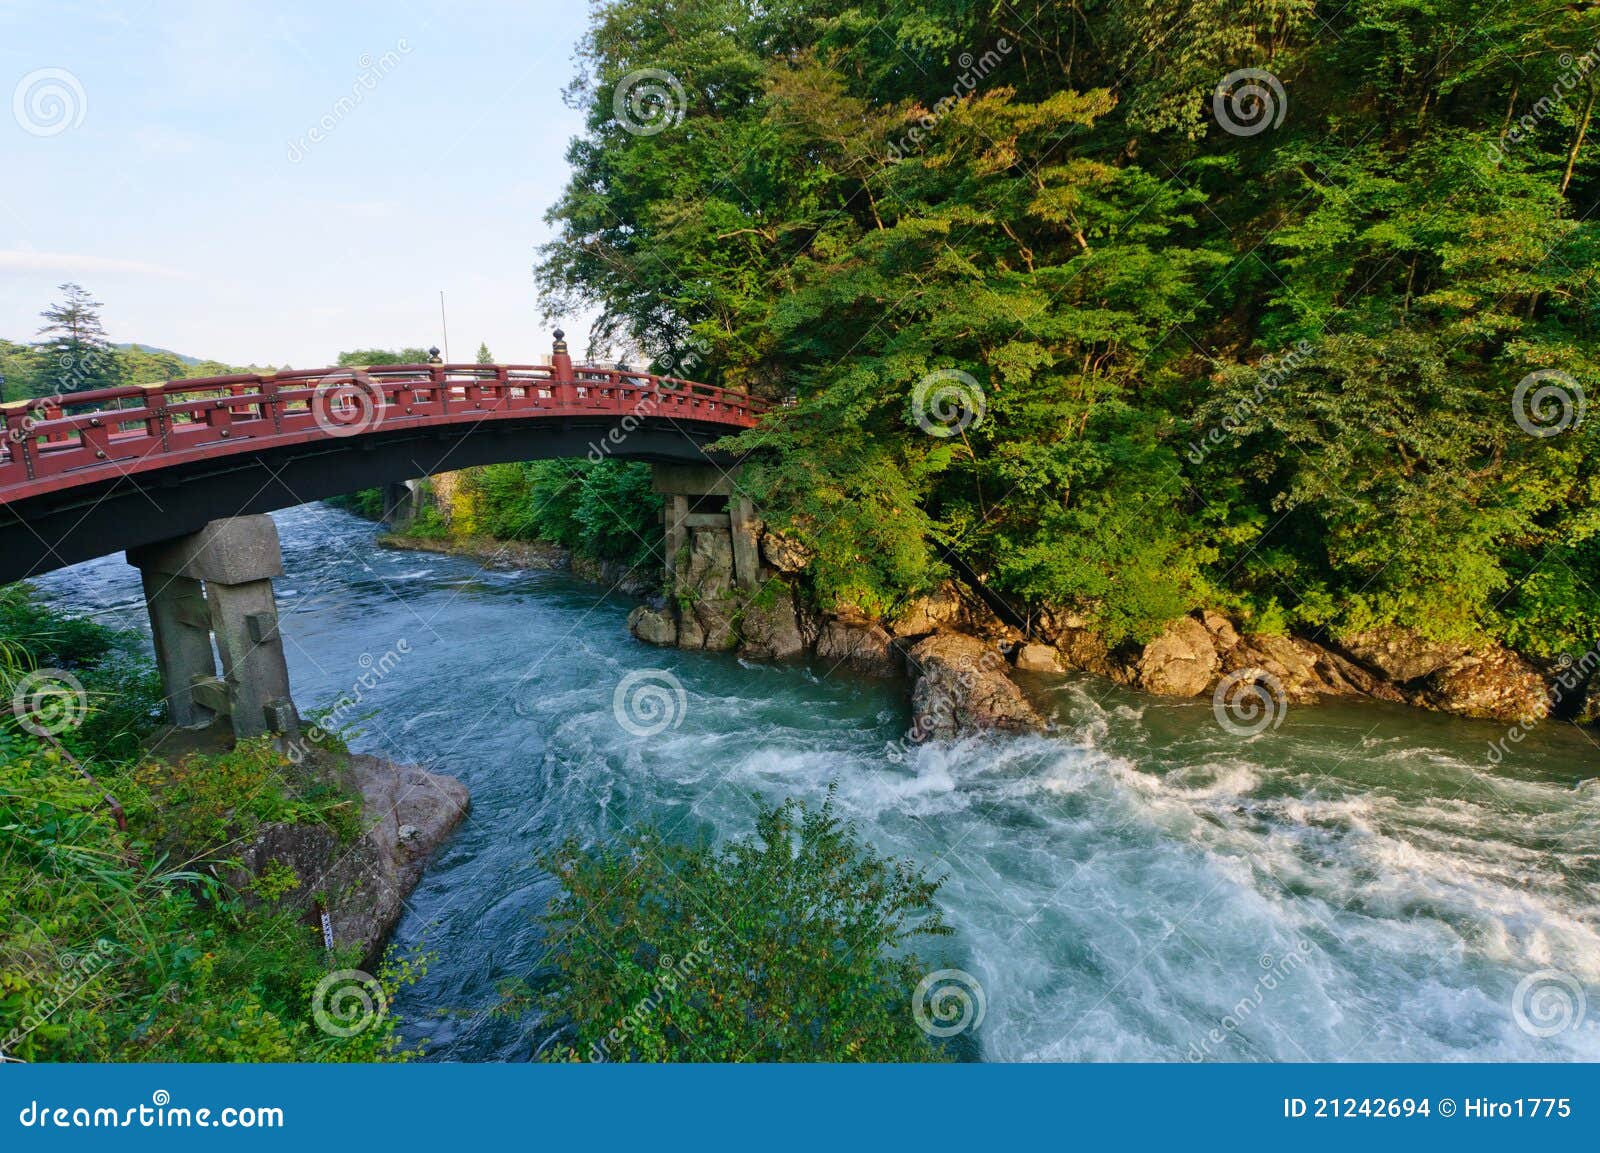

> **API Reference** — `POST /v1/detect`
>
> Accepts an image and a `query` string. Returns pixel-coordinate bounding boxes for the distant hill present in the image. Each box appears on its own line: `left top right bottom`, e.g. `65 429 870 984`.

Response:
114 342 204 365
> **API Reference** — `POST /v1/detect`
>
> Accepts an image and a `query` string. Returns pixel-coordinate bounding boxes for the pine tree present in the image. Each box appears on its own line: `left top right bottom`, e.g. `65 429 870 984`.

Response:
36 283 120 393
476 341 494 364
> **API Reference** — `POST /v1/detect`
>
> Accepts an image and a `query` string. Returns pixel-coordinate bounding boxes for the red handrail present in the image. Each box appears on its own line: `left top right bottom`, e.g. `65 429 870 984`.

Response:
0 363 768 504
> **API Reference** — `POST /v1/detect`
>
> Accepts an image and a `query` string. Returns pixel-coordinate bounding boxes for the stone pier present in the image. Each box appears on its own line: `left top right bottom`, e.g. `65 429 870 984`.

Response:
128 515 298 740
628 463 808 657
381 479 422 531
651 462 760 591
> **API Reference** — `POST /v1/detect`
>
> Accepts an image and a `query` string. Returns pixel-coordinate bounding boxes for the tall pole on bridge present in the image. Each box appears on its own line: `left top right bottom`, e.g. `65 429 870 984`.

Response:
438 290 451 363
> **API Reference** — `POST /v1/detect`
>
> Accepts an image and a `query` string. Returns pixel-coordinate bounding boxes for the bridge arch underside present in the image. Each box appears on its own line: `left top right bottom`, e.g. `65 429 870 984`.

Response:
0 416 741 584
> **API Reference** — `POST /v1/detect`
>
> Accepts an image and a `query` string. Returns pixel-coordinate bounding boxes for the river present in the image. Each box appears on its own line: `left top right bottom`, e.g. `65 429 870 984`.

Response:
32 503 1600 1061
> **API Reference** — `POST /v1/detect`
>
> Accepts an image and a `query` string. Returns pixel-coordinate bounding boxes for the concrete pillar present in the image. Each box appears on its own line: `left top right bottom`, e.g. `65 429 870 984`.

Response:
653 463 740 589
665 494 690 586
139 570 217 728
729 495 760 590
381 479 419 531
128 515 298 740
206 579 293 739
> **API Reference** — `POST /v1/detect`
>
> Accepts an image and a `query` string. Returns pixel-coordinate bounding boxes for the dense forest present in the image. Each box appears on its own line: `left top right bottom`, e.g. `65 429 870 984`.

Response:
536 0 1600 660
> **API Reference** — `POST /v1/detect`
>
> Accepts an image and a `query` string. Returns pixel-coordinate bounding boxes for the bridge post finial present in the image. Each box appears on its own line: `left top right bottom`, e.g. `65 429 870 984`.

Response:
551 328 574 383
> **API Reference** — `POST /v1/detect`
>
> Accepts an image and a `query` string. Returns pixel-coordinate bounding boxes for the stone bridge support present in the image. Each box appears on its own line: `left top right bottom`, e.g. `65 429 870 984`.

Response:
128 515 298 740
629 463 788 653
652 463 759 591
381 479 423 532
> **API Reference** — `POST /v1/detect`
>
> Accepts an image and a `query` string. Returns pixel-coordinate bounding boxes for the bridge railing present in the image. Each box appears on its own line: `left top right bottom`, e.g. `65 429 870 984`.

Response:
0 363 768 494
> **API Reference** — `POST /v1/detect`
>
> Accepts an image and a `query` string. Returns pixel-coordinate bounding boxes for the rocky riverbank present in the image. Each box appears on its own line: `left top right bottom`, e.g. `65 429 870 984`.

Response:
624 513 1594 739
229 749 469 967
375 506 1594 743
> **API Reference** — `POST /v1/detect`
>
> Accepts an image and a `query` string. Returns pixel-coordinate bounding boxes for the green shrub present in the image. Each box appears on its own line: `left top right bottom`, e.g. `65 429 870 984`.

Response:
530 792 954 1062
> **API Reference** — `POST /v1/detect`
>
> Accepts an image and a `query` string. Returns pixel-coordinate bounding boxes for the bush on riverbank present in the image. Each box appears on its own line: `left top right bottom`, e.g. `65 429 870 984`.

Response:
0 587 417 1062
528 793 956 1062
331 458 665 572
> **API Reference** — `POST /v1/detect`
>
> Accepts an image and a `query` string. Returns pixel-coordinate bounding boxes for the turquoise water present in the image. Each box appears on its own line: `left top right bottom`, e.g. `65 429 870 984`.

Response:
36 504 1600 1061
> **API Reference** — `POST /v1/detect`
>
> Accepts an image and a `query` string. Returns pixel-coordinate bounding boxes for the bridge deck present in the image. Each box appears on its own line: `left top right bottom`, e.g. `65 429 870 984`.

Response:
0 363 766 506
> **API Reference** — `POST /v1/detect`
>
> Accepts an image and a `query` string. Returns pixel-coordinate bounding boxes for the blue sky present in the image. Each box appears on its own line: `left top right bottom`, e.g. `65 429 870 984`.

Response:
0 0 596 367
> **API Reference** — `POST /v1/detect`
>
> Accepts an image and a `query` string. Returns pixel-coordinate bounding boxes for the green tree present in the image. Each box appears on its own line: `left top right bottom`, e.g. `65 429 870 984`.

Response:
539 0 1600 655
335 347 431 367
35 283 120 394
475 341 494 364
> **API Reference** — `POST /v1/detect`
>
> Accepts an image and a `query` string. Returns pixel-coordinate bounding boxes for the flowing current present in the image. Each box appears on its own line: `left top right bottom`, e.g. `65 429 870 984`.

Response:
34 504 1600 1061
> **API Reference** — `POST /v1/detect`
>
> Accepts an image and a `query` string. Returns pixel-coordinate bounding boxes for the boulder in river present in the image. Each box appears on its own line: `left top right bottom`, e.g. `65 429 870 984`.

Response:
906 632 1045 740
1416 649 1551 722
1136 617 1219 697
889 581 968 638
816 616 899 677
1014 642 1064 673
1335 626 1470 685
738 578 807 661
628 604 679 647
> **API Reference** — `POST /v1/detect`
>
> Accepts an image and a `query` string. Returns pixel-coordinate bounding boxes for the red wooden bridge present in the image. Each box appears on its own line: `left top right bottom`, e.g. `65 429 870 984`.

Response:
0 335 767 583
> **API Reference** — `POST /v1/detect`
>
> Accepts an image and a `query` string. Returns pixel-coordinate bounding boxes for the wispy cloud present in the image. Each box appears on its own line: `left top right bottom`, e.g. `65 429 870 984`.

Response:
0 250 193 279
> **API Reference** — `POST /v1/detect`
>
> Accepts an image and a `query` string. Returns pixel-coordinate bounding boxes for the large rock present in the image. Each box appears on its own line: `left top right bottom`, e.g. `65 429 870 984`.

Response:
1052 615 1136 684
229 755 469 966
889 581 967 638
676 527 739 650
759 528 814 574
1137 617 1219 697
628 604 678 647
906 633 1045 741
1014 643 1063 673
1337 627 1469 684
1221 632 1358 704
738 579 806 660
816 617 899 677
1418 649 1551 722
